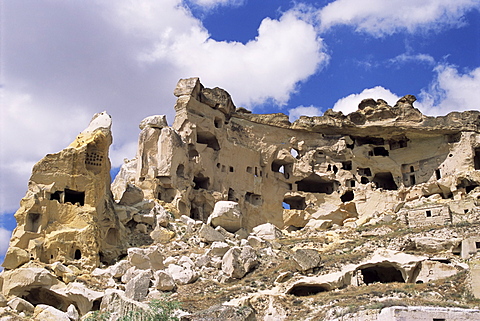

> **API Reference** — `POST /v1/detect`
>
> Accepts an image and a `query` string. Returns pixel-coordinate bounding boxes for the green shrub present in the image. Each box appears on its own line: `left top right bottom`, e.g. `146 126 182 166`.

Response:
84 310 111 321
118 298 181 321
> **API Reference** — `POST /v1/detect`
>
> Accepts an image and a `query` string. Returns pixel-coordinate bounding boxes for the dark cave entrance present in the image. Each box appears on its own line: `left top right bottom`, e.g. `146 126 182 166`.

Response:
372 172 398 190
360 264 405 284
296 174 337 194
287 284 329 296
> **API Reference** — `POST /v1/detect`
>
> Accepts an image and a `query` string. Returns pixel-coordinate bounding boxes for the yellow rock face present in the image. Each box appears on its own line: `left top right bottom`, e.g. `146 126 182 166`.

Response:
3 112 126 271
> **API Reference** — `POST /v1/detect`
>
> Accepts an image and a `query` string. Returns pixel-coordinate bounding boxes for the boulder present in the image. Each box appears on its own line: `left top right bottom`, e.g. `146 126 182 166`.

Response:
100 289 149 320
154 270 176 291
127 246 164 271
1 247 29 270
2 267 58 297
166 264 198 285
292 248 322 272
49 281 104 316
109 260 133 278
125 270 152 301
199 224 226 243
415 260 459 283
150 226 176 243
252 223 283 240
304 219 333 230
119 183 144 206
7 297 34 313
247 235 269 249
33 304 70 321
222 246 258 279
67 304 79 321
206 242 230 257
207 201 243 232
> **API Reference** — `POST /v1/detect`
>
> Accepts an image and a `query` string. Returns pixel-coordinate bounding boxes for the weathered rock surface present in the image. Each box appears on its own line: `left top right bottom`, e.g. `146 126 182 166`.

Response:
207 201 243 232
2 78 480 320
222 246 258 279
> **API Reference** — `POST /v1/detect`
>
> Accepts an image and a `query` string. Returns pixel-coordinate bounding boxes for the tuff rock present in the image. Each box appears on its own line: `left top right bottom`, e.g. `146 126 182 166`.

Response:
1 78 480 320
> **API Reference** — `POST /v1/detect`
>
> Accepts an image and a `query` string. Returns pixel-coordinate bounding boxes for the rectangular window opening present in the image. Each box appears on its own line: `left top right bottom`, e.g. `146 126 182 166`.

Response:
64 189 85 206
426 210 432 217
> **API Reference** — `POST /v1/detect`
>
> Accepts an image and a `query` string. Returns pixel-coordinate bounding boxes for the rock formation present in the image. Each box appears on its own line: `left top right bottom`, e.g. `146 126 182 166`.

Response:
1 78 480 320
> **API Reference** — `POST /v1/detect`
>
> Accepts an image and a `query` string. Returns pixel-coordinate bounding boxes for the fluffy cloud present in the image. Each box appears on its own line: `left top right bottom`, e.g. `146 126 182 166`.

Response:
332 86 401 114
0 1 327 216
288 105 323 122
331 64 480 117
419 64 480 115
318 0 480 36
132 9 328 107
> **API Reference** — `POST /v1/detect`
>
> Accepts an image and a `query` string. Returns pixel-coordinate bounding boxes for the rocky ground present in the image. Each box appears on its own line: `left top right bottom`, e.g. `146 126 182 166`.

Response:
1 197 479 320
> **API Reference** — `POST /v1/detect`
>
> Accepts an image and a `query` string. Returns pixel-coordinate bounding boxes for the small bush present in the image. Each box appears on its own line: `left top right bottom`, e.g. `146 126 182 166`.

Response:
118 298 181 321
84 310 111 321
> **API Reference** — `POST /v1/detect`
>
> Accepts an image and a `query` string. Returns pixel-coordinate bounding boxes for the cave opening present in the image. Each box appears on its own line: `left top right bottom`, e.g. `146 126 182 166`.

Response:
50 191 62 202
287 284 328 296
272 159 293 179
193 175 209 190
228 188 238 202
197 131 220 150
176 164 185 178
64 189 85 206
74 249 82 260
475 148 480 170
342 161 352 170
283 195 306 210
26 213 41 233
340 191 354 202
296 174 337 194
360 265 405 284
245 192 262 206
24 288 71 312
373 147 389 157
353 136 385 146
106 228 119 246
372 172 398 190
357 168 372 176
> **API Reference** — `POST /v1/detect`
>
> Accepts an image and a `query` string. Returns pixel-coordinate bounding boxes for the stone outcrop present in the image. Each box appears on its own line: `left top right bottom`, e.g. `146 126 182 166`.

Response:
3 112 124 271
1 78 480 320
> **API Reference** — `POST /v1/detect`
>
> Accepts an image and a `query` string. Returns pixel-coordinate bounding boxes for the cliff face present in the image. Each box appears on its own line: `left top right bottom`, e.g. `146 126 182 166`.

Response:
1 79 480 320
115 77 480 232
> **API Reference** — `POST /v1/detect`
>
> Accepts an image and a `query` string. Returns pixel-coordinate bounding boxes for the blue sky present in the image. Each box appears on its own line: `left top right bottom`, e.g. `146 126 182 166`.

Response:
1 0 480 260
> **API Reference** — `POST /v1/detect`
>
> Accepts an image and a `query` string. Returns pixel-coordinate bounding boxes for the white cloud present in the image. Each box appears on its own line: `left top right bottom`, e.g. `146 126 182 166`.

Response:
332 86 400 114
188 0 244 9
288 105 323 122
0 89 91 213
0 228 12 259
132 8 328 107
318 0 480 36
331 64 480 117
389 53 436 66
419 64 480 116
1 1 327 216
